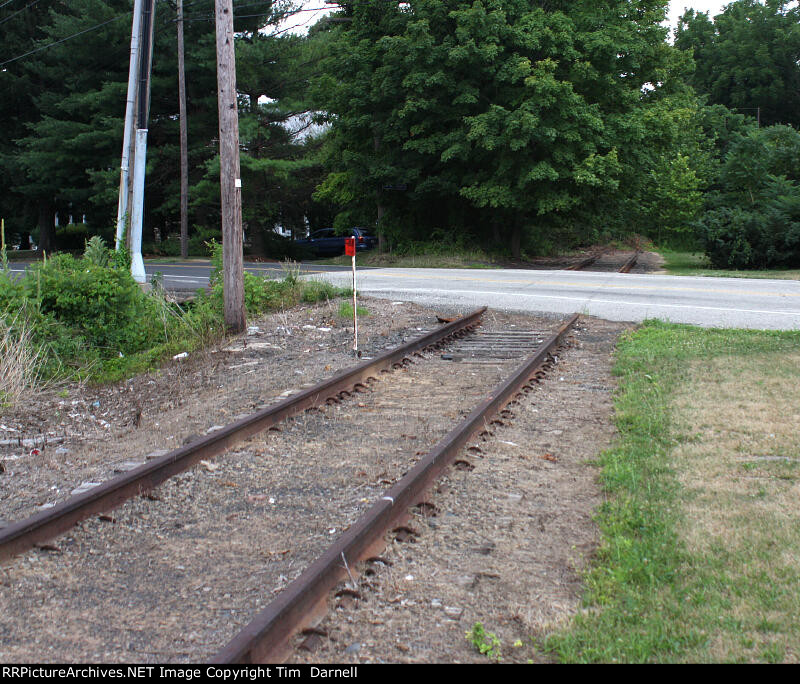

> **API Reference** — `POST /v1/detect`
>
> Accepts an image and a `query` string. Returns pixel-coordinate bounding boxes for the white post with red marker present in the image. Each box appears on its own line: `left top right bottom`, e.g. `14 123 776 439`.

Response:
345 236 358 354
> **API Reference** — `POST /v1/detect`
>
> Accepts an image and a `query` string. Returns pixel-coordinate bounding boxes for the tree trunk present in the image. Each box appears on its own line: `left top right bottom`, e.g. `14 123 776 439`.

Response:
38 199 55 253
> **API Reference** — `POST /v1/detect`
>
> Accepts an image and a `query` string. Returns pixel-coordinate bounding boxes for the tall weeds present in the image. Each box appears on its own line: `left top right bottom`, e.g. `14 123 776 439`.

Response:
0 309 46 407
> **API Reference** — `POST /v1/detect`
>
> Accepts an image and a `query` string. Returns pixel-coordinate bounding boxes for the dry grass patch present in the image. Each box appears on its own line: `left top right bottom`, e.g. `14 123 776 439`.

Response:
0 310 46 407
671 352 800 663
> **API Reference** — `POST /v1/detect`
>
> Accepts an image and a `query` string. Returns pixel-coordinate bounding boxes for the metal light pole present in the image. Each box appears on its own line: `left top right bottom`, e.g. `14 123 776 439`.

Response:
129 0 156 283
115 0 145 251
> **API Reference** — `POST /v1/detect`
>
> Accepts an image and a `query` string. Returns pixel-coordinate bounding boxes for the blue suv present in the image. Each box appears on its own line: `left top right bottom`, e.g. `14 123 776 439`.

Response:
295 228 377 258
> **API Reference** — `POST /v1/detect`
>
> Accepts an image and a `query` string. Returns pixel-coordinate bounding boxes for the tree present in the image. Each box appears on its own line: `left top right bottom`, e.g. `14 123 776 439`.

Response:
700 125 800 268
312 0 688 257
1 0 298 254
675 0 800 128
0 0 75 250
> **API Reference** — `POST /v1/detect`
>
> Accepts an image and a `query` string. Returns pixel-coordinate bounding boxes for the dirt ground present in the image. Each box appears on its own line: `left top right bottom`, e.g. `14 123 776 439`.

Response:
0 301 628 663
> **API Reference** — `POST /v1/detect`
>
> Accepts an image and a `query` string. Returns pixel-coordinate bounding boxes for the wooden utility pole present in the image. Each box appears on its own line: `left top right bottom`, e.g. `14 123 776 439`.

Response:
214 0 245 332
177 0 189 260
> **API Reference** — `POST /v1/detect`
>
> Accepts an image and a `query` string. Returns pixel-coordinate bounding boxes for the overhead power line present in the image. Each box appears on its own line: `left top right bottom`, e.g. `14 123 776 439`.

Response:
0 12 132 68
0 0 378 69
0 0 41 26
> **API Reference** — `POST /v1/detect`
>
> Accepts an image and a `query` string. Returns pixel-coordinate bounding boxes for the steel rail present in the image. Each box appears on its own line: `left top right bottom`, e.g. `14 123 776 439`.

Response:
0 307 487 563
618 251 641 273
213 312 580 664
566 249 606 271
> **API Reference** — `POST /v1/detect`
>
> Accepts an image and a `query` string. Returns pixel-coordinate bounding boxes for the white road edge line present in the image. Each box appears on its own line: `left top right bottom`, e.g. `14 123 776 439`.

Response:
361 287 800 318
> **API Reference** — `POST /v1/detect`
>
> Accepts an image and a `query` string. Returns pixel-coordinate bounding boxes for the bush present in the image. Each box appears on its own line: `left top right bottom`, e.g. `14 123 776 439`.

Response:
55 223 89 251
0 238 210 380
144 226 222 257
26 253 156 352
701 125 800 269
701 176 800 269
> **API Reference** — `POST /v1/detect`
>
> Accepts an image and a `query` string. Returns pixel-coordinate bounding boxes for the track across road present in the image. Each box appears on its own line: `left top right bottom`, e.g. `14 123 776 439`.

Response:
566 249 640 273
0 309 579 662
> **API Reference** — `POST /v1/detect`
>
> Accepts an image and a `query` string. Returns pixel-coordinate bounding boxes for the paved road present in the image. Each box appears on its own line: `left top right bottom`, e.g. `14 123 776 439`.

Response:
6 260 356 290
8 261 799 330
314 267 800 330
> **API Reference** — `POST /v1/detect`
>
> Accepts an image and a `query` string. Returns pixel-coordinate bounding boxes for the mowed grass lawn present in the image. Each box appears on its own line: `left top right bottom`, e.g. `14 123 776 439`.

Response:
549 321 800 663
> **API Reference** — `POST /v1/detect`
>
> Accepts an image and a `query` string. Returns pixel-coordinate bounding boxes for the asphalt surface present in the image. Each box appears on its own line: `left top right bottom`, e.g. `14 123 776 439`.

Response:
6 260 356 290
7 260 800 330
315 267 800 331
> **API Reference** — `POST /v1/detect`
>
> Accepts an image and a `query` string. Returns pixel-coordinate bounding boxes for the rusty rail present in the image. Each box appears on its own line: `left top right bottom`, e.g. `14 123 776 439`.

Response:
618 251 641 273
566 249 606 271
0 308 487 563
213 312 580 664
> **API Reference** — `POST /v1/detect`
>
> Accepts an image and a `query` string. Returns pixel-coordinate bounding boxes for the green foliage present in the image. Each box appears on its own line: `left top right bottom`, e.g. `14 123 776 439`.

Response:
83 235 109 267
0 1 306 253
337 301 369 319
56 223 90 251
312 0 691 255
27 253 156 352
301 280 349 303
144 226 221 258
702 180 800 269
675 0 800 129
205 236 348 317
698 125 800 268
467 622 502 661
0 246 213 380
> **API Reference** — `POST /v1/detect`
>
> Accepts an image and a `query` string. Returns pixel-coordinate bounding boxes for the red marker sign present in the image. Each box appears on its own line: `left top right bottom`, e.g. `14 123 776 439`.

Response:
344 237 356 256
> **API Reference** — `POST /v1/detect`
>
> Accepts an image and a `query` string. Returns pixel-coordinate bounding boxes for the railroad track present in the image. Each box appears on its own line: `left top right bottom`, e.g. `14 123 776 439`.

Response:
568 250 641 273
0 310 484 563
0 308 579 663
565 249 607 271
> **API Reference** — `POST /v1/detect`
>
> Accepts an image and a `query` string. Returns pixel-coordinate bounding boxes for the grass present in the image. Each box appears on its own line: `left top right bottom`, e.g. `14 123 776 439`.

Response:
548 321 800 663
97 277 349 385
467 622 503 661
337 301 369 318
0 263 352 400
658 247 800 280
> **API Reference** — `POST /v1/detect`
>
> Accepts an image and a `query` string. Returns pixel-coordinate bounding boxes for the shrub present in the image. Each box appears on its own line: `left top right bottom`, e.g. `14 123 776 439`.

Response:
701 125 800 269
25 253 155 352
701 176 800 269
54 223 89 251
